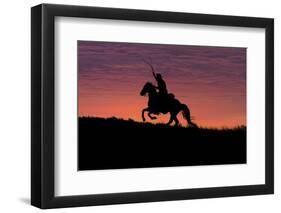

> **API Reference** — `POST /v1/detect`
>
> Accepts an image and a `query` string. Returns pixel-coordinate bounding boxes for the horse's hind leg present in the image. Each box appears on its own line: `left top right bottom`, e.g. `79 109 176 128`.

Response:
174 115 179 126
167 112 179 126
167 113 174 125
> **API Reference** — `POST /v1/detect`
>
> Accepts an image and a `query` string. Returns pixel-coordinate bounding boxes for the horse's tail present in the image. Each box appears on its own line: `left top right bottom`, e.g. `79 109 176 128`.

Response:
181 104 198 128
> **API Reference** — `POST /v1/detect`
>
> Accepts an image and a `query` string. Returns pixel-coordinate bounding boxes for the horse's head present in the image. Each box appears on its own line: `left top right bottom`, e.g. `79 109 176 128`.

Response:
140 82 155 96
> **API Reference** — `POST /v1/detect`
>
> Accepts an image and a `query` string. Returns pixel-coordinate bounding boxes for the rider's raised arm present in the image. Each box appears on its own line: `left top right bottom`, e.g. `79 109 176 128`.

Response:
152 71 157 80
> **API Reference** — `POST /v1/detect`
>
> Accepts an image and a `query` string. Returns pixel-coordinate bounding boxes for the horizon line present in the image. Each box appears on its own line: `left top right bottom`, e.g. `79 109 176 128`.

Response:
79 115 246 130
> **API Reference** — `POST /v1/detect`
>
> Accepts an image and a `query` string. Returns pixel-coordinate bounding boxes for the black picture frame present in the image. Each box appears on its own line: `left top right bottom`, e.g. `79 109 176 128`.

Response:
31 3 274 209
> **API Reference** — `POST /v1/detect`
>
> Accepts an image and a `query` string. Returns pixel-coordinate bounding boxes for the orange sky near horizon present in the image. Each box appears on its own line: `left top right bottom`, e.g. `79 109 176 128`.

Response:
78 41 246 128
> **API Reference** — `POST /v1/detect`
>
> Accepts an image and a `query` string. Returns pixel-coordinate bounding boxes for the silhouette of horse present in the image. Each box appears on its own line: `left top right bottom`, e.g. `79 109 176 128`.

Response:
140 82 197 127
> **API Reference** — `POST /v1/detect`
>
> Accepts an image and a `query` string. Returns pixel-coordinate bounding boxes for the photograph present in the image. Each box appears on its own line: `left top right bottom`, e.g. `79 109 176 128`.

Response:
30 3 274 209
78 41 247 170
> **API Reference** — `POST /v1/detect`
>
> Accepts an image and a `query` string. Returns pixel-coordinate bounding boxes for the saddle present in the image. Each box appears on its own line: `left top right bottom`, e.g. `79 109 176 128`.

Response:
156 93 175 111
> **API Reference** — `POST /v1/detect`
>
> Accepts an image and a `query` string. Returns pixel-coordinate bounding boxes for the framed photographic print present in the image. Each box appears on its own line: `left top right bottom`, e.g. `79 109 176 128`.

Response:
31 4 274 209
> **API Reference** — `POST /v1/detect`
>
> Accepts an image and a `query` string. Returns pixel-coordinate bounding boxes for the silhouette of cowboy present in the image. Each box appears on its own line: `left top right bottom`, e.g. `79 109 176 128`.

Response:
152 71 168 96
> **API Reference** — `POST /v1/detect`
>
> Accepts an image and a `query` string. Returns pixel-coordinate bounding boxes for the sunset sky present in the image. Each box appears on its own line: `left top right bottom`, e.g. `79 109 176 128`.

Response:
78 41 246 128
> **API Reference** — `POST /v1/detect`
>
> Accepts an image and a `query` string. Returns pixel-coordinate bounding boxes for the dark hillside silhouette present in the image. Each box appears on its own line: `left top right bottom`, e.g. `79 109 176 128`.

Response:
78 117 246 171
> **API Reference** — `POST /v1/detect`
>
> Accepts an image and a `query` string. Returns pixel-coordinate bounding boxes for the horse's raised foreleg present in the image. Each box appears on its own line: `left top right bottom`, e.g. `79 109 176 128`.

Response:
148 112 157 120
142 108 149 122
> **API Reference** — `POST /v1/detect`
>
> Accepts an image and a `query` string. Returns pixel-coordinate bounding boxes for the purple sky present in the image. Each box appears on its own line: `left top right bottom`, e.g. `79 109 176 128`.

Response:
78 41 246 128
